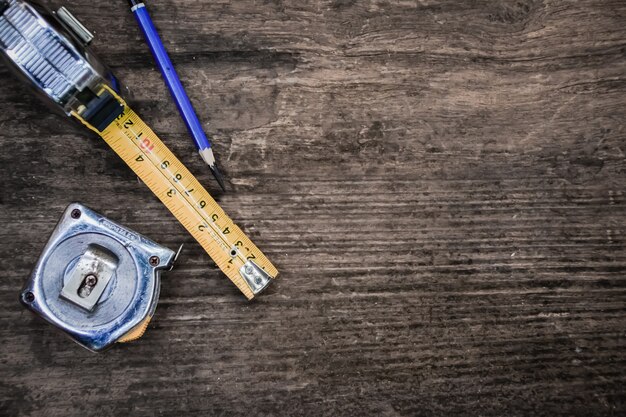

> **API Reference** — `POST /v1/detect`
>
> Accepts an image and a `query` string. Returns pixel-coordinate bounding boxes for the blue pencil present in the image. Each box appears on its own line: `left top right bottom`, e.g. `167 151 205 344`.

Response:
127 0 226 191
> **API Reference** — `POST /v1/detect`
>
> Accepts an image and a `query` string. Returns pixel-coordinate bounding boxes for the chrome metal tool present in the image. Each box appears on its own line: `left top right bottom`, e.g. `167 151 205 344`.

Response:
20 203 176 352
0 0 121 119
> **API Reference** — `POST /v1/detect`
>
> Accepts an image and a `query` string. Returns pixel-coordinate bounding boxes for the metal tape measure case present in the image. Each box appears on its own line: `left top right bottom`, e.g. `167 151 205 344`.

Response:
0 0 119 117
20 204 176 352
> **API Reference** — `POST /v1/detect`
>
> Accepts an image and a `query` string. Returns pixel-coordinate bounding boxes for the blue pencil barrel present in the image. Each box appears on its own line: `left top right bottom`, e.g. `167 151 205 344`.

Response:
130 2 212 151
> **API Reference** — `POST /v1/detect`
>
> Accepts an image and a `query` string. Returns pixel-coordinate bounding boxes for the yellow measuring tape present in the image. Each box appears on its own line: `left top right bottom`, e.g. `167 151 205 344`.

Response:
72 86 278 299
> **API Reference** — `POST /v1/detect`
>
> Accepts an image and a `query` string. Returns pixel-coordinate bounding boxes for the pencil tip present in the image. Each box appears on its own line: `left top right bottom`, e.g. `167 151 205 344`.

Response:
199 148 227 191
210 164 227 192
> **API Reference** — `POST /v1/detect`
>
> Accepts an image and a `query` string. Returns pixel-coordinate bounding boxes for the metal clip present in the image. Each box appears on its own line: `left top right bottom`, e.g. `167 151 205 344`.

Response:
56 6 94 45
240 260 272 295
60 245 118 311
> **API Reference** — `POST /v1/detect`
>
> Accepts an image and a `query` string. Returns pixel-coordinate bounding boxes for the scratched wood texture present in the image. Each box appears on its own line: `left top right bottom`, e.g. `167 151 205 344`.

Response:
0 0 625 415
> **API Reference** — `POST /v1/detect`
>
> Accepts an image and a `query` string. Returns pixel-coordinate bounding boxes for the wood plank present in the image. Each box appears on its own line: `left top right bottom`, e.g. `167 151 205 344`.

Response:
0 0 624 415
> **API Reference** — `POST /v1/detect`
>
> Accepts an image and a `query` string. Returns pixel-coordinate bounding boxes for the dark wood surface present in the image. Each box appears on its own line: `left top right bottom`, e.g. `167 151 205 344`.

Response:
1 0 625 415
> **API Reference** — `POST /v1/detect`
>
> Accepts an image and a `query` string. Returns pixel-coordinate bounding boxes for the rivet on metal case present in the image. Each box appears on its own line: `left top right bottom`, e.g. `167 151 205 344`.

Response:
20 203 176 352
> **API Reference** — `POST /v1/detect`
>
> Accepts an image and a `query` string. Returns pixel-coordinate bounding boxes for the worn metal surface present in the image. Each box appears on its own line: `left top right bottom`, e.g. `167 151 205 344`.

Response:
20 203 175 352
0 0 625 415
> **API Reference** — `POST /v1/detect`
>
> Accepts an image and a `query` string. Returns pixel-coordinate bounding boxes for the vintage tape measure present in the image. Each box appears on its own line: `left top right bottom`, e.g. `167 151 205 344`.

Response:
0 0 278 299
21 203 177 352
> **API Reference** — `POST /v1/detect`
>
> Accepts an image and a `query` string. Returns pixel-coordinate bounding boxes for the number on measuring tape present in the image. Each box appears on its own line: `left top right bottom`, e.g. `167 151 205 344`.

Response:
72 88 278 299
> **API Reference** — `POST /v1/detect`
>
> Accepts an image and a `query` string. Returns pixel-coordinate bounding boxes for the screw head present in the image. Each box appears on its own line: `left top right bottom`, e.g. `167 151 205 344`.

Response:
255 277 263 285
149 256 160 266
84 274 98 287
23 292 35 303
245 266 253 275
70 209 81 219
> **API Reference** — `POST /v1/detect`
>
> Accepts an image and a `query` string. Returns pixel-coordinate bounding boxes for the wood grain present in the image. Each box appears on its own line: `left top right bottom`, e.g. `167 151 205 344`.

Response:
0 0 625 415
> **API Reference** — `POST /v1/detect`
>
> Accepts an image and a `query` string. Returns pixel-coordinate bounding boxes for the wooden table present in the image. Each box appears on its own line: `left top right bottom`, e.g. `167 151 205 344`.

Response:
1 1 624 415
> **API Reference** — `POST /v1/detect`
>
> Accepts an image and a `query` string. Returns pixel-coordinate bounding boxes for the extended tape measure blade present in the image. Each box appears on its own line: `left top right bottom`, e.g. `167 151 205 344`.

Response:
72 88 278 299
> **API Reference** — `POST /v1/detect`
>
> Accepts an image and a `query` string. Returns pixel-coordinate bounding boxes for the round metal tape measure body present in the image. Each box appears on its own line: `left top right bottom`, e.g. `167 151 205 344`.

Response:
20 203 176 352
